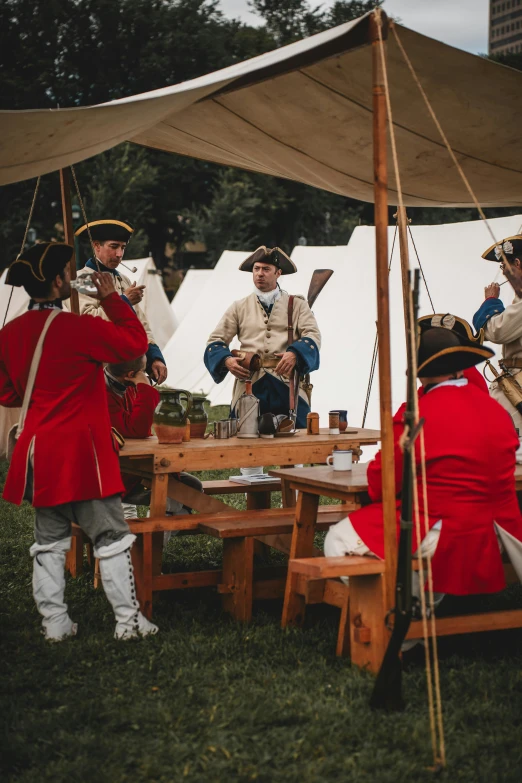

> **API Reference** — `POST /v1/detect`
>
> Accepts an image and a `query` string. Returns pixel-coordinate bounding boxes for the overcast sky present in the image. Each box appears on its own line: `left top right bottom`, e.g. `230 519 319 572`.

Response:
219 0 490 54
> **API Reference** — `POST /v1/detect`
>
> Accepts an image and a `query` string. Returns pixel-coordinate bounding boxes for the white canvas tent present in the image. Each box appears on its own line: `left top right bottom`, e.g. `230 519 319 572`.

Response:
170 269 213 326
161 215 522 457
1 13 521 208
314 214 522 449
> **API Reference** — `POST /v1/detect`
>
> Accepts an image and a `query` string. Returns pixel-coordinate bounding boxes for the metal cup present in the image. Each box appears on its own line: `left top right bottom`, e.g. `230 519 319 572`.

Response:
214 420 230 439
228 419 238 437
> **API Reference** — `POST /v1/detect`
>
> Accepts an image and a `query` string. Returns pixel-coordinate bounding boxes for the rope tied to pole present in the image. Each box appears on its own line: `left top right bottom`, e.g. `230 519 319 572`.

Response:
70 165 98 270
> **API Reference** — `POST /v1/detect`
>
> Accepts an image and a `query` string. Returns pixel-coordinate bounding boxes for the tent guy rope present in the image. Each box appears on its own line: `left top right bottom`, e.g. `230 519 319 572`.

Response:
2 176 41 328
377 13 445 765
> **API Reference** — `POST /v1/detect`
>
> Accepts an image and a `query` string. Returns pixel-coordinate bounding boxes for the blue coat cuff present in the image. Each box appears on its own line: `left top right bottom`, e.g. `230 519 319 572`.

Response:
146 343 165 368
204 341 232 383
473 298 504 331
120 294 135 311
288 337 320 374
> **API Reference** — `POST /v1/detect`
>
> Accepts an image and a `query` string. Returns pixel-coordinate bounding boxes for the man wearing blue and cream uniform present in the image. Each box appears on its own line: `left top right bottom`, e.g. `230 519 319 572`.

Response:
204 246 321 428
75 219 168 384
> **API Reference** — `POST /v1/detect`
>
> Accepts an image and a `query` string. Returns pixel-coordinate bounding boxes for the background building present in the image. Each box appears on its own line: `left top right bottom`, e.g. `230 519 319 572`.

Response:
490 0 522 54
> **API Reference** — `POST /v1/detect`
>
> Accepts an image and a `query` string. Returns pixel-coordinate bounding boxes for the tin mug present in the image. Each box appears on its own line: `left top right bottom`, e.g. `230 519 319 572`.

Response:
326 449 353 471
228 419 238 437
328 410 340 435
214 420 230 439
330 409 347 432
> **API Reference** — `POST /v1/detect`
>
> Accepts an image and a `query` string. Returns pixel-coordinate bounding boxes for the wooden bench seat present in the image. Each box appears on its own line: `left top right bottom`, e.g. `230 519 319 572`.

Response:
198 506 351 539
194 505 350 622
202 479 281 495
288 555 522 668
288 556 385 578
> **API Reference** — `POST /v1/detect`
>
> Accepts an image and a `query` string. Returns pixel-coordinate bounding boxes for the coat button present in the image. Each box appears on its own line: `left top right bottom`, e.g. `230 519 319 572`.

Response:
267 326 271 331
267 334 271 338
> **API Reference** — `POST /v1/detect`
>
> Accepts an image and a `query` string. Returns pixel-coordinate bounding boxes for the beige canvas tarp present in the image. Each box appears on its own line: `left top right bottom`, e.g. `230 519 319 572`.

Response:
1 12 521 206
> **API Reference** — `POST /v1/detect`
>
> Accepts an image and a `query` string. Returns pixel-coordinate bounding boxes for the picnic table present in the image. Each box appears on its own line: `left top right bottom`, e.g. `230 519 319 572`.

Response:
268 462 522 670
118 428 380 616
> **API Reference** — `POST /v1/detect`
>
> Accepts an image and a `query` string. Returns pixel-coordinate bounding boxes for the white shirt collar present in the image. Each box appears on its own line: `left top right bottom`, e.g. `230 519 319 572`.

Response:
255 286 281 308
425 377 468 394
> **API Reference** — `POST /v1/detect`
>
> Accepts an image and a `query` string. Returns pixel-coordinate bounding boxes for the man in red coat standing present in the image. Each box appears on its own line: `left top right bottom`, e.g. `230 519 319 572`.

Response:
0 242 158 641
325 314 522 597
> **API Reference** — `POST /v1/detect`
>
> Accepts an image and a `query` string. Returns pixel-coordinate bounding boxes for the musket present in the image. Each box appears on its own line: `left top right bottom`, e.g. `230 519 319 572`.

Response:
307 269 334 308
370 268 422 711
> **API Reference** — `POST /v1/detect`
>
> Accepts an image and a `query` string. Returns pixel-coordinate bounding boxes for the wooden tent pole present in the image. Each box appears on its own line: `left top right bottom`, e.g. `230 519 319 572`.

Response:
370 12 397 615
397 207 412 338
59 167 79 315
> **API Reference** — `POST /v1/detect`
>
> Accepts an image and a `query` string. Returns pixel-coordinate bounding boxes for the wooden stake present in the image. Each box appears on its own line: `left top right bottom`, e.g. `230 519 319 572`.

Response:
59 168 79 314
370 11 397 614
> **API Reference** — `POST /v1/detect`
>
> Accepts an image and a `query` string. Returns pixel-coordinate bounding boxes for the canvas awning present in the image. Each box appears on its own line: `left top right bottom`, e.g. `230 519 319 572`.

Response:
1 12 521 206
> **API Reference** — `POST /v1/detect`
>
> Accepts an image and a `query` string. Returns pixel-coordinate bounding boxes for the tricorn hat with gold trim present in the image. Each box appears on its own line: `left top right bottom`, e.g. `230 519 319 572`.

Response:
75 219 134 243
239 246 297 275
418 313 482 343
417 325 493 377
482 235 522 263
6 242 74 287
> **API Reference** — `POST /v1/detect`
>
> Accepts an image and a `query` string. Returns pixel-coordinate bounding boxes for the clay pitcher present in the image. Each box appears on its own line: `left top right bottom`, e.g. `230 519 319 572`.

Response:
190 394 209 438
154 389 193 444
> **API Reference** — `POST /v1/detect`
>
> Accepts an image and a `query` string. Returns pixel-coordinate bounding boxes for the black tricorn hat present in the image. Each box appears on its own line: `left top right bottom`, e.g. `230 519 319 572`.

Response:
417 326 494 378
6 242 74 287
75 220 134 243
418 313 482 343
482 235 522 262
239 246 297 275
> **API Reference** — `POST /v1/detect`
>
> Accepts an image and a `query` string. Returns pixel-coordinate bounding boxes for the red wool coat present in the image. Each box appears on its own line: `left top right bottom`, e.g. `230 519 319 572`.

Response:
0 294 148 507
106 382 160 494
350 379 522 594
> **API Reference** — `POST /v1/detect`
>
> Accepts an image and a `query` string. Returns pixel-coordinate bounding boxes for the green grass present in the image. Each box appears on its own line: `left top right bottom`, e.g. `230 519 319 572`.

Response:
2 419 522 781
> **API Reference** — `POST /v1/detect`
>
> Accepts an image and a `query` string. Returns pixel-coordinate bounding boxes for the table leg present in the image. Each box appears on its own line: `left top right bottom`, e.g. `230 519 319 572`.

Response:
248 490 275 558
149 473 168 577
281 490 320 628
281 475 297 508
349 573 387 673
65 525 84 577
167 476 230 514
220 538 254 622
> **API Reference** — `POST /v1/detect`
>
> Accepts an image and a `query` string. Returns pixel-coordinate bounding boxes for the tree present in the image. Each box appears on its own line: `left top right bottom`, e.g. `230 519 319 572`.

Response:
248 0 381 45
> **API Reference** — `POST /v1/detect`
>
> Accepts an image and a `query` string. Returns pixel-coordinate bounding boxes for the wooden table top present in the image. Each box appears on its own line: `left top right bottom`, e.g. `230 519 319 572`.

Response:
119 428 380 474
269 463 370 493
270 463 522 494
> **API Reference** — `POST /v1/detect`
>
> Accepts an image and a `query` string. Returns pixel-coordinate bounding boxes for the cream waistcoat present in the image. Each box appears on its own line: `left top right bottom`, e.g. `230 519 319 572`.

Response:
207 290 321 409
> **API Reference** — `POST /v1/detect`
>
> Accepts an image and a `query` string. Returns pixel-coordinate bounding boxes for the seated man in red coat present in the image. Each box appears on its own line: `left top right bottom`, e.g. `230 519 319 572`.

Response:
104 355 202 533
0 243 158 641
325 314 522 597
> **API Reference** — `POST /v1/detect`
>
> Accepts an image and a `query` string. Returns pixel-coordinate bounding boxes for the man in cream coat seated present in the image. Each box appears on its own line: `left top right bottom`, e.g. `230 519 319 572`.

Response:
204 246 321 428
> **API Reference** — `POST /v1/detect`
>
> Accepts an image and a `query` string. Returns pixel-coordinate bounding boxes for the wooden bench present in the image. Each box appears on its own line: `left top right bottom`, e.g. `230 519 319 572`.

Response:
288 556 522 672
198 506 351 622
202 479 281 496
64 479 283 579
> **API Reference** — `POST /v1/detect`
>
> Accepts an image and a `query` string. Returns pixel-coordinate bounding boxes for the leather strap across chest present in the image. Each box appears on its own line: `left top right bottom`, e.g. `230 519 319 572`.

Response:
287 295 295 347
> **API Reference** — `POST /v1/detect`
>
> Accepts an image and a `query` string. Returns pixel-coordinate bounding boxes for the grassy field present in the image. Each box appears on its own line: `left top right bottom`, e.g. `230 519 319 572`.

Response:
2 417 522 782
